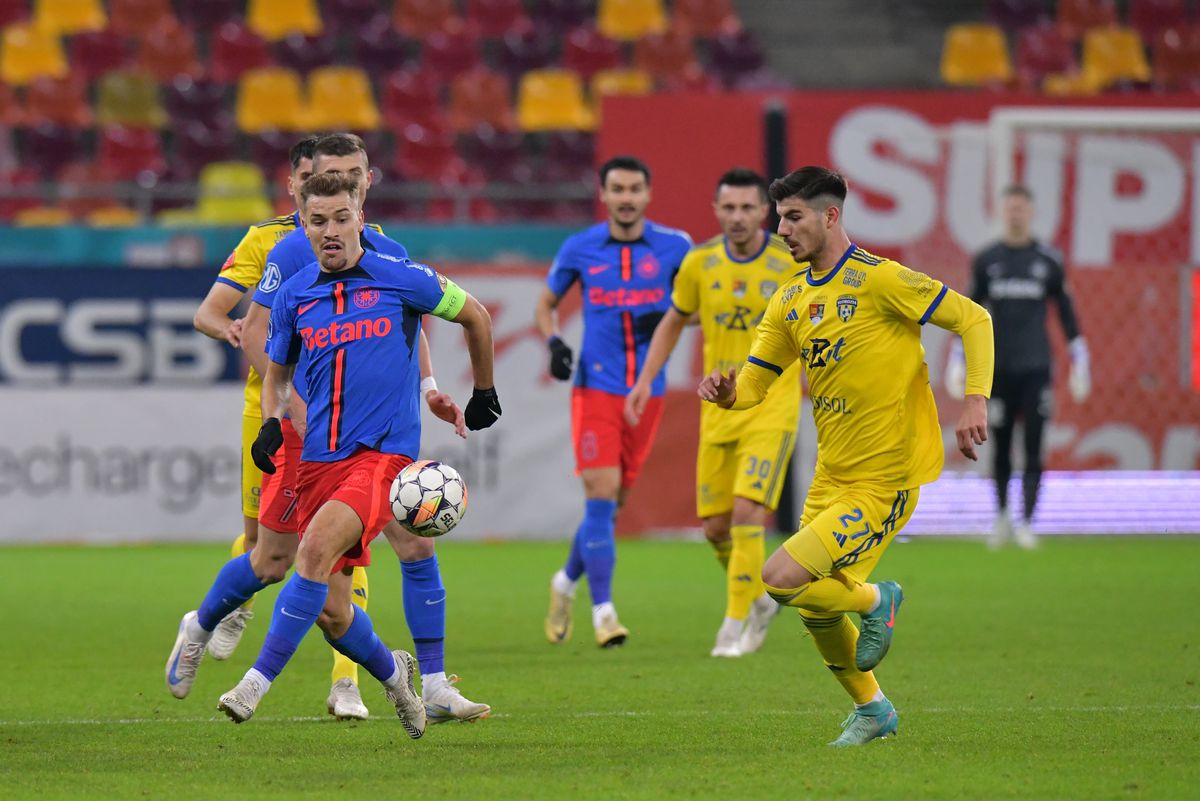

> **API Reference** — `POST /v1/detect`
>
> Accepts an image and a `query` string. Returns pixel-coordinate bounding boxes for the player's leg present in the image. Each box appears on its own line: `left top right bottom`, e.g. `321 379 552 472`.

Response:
326 565 370 720
382 521 490 723
1014 371 1051 549
697 440 735 573
989 374 1017 548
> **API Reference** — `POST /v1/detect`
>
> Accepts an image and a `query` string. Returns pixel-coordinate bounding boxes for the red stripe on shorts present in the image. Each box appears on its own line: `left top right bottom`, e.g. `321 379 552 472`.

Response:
622 311 635 388
328 349 346 452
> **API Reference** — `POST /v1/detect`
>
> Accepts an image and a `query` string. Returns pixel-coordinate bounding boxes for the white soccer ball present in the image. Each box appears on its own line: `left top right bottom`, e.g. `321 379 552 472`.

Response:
389 460 468 537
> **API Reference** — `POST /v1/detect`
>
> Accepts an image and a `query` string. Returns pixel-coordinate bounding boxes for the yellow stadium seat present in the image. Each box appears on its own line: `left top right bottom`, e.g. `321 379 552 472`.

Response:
1 23 67 85
1081 26 1151 91
246 0 323 41
95 70 167 128
195 162 273 225
1042 72 1097 96
940 23 1013 87
516 69 594 132
590 68 653 125
236 67 309 133
597 0 667 41
34 0 107 35
307 66 380 131
86 205 143 227
14 205 74 226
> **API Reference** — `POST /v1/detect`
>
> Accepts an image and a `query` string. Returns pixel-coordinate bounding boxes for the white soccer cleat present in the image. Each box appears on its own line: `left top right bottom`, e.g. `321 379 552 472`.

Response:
739 594 781 654
217 673 269 724
327 678 369 721
423 675 491 724
384 649 426 739
207 607 254 661
710 617 744 658
1013 520 1038 550
165 611 206 699
989 512 1012 550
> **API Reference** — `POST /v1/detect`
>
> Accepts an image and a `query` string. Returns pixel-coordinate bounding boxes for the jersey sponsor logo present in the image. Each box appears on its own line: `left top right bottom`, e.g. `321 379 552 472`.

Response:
732 280 746 298
588 264 610 275
587 286 665 308
760 280 778 299
810 394 853 414
802 336 846 368
636 254 660 279
989 277 1046 300
842 267 865 288
220 251 237 271
808 302 825 324
259 263 281 293
299 316 393 351
714 305 758 331
352 287 380 309
836 295 858 322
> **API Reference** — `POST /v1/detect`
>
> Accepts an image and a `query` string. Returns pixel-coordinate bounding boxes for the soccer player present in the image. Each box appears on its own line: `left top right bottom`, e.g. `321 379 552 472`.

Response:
535 156 692 648
699 167 993 746
217 172 500 728
626 168 799 657
945 184 1088 549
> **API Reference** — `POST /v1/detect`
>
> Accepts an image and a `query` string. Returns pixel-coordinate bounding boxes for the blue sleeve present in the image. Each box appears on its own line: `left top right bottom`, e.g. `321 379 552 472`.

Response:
253 239 301 308
546 237 580 297
266 283 301 365
393 261 448 314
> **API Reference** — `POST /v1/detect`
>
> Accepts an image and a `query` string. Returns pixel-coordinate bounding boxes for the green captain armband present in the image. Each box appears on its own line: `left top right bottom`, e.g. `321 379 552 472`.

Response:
431 276 467 320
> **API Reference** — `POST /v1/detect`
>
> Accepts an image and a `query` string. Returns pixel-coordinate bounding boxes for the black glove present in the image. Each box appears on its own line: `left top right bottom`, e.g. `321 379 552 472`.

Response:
547 335 573 381
463 387 502 431
250 418 284 474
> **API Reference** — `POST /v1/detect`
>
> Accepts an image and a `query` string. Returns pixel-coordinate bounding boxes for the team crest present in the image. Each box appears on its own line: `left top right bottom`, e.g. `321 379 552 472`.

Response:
760 280 778 299
808 303 825 324
732 280 746 299
836 295 858 322
353 287 380 309
637 254 660 279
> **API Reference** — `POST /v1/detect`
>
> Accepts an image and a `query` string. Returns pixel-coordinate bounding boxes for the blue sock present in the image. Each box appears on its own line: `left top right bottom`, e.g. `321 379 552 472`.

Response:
578 498 617 605
401 555 445 675
252 575 327 681
197 554 267 631
325 606 398 684
564 528 585 581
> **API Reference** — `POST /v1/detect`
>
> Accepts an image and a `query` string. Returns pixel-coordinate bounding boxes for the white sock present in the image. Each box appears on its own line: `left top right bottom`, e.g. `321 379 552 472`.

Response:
551 569 577 596
855 689 886 709
186 615 212 643
719 616 744 636
245 668 272 696
381 655 402 689
421 671 447 692
865 584 882 614
592 601 615 630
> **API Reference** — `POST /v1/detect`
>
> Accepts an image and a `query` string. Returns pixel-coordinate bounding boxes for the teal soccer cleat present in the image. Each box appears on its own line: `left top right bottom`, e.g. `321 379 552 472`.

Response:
856 581 903 671
828 698 899 747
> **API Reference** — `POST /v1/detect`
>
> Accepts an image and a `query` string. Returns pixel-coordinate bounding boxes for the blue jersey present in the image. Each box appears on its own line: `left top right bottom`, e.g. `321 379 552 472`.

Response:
266 250 453 462
546 220 692 397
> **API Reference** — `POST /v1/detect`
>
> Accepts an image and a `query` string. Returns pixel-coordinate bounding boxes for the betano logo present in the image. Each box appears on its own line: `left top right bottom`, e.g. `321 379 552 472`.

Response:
587 287 664 307
300 317 392 350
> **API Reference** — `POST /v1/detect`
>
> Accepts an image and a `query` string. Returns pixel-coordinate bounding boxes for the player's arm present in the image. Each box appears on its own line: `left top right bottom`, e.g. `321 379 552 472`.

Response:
418 327 467 439
194 282 246 346
625 306 688 425
946 252 989 399
537 242 581 380
244 299 309 435
699 294 796 411
425 273 500 431
1048 258 1090 402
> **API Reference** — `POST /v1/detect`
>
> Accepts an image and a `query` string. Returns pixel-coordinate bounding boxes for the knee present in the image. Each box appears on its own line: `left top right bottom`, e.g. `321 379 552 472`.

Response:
761 561 792 593
317 605 353 640
295 536 335 580
582 469 621 501
731 496 768 529
389 527 434 562
249 548 290 584
702 517 730 546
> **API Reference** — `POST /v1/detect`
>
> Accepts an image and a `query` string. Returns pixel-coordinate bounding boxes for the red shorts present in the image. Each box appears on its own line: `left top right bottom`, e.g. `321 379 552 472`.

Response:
296 448 411 574
258 419 303 534
571 387 664 488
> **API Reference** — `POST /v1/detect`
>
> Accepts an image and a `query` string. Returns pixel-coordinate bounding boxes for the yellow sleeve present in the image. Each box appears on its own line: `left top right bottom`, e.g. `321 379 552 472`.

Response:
216 226 270 291
670 249 702 315
928 289 995 397
874 262 947 324
730 287 800 410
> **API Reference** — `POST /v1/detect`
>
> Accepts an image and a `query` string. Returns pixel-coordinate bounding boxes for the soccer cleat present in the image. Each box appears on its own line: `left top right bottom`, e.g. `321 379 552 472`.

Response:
710 618 743 658
384 649 426 739
217 674 268 724
206 607 254 661
165 611 206 699
594 609 629 648
828 698 899 747
423 675 491 724
544 583 573 644
1013 520 1038 550
326 678 369 721
856 581 903 672
989 512 1012 550
738 593 781 654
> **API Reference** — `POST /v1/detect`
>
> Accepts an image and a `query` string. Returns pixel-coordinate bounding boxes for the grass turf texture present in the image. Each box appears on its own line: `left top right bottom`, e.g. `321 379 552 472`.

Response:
1 538 1197 801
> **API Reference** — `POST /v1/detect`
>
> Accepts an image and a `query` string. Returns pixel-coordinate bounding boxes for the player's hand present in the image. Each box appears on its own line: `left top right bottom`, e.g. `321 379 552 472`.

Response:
624 381 651 426
698 367 738 407
287 395 308 439
547 336 573 381
955 395 988 461
464 386 501 430
943 340 965 400
251 418 284 474
225 318 244 348
1068 337 1091 403
427 389 467 439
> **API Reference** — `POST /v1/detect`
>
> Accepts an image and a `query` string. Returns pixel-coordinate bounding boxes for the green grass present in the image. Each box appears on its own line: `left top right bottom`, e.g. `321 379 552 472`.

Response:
1 538 1198 800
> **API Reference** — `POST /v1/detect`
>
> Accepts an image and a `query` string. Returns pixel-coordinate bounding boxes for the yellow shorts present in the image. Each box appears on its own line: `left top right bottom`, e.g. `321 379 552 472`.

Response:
241 412 264 519
695 429 795 518
782 474 919 584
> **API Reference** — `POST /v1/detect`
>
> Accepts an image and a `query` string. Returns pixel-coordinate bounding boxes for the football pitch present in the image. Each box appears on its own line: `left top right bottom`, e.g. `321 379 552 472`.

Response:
1 537 1197 800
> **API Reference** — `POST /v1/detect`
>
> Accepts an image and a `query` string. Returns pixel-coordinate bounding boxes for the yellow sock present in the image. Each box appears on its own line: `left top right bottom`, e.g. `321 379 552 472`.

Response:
710 538 732 571
331 567 369 685
764 574 876 614
725 524 765 620
800 611 880 704
230 534 256 612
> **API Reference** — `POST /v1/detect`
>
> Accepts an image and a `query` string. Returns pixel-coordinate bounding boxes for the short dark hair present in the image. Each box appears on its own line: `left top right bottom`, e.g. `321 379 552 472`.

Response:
289 136 319 170
300 172 360 208
599 155 651 186
312 133 369 168
1003 184 1033 200
715 167 768 202
768 166 848 207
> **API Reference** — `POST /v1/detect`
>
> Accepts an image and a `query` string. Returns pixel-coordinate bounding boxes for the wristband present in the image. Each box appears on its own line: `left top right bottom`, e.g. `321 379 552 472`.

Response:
421 376 438 395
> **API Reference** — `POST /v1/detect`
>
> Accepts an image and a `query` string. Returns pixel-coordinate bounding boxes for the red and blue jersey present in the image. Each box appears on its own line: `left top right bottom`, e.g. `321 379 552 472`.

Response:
266 250 449 462
547 221 692 397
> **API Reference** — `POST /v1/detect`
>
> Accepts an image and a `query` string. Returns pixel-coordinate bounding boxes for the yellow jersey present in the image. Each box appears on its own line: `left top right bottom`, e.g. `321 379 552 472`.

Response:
672 233 802 444
734 244 993 489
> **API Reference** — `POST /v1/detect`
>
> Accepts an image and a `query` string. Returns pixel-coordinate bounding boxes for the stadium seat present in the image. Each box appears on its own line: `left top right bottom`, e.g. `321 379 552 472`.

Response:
274 32 337 74
177 0 241 32
24 123 83 176
987 0 1048 31
307 66 381 130
109 0 174 41
381 67 446 131
1129 0 1189 41
99 126 166 178
0 23 67 85
396 123 470 185
25 74 91 127
210 22 273 84
33 0 106 35
1152 25 1200 90
709 27 768 86
194 161 273 224
1080 26 1152 90
597 0 667 41
634 25 699 82
235 67 308 132
448 67 513 132
497 23 559 77
0 0 28 28
14 204 73 225
516 68 594 131
324 0 388 35
57 160 121 217
423 27 482 79
531 0 595 31
1041 71 1096 95
672 0 740 37
467 0 529 37
248 129 295 175
138 17 202 81
394 0 460 38
352 16 415 74
95 70 166 127
172 119 238 179
1015 23 1077 89
940 23 1013 87
0 80 21 126
563 25 623 80
457 125 524 179
164 77 231 129
0 166 41 219
590 67 653 99
1056 0 1117 40
546 129 594 171
246 0 323 41
70 29 131 81
85 204 142 226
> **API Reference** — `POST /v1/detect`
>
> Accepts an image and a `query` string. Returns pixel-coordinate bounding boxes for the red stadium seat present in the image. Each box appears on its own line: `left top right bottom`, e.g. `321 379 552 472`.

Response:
545 129 595 171
634 25 699 83
57 160 121 217
530 0 596 32
1129 0 1190 41
70 29 131 82
1015 23 1077 88
25 74 92 128
563 25 623 80
210 22 273 84
423 27 483 80
987 0 1048 32
1152 25 1200 90
109 0 174 41
497 22 560 77
467 0 529 37
448 67 513 132
0 80 23 126
352 16 416 74
709 27 767 87
1057 0 1117 40
164 77 231 130
273 32 337 75
457 125 525 179
381 68 447 131
249 130 296 176
138 17 203 81
23 123 84 177
177 0 240 32
394 0 459 38
99 126 167 179
172 119 239 179
0 0 29 28
672 0 740 37
395 123 470 185
0 166 41 220
324 0 388 36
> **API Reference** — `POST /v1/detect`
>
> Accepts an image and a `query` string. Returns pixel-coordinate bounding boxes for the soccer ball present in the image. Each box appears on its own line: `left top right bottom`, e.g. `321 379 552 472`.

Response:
389 460 468 537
